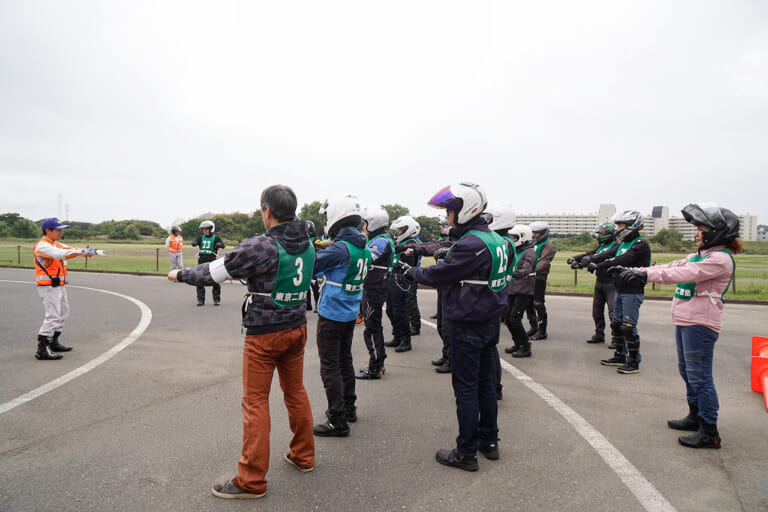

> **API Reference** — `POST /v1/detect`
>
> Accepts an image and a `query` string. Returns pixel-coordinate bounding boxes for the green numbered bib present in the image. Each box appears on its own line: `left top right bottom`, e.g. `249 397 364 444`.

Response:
199 235 216 256
339 241 372 295
272 242 315 307
458 230 509 292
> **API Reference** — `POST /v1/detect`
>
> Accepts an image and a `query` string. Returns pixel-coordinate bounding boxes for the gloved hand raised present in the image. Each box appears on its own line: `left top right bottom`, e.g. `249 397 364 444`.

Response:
609 266 647 286
433 247 450 260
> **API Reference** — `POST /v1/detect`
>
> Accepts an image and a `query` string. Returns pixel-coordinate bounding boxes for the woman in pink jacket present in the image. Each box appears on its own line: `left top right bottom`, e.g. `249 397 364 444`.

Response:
610 204 742 449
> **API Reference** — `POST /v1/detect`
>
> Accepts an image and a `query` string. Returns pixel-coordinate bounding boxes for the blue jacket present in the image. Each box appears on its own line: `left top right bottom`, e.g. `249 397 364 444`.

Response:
314 226 368 322
410 217 508 323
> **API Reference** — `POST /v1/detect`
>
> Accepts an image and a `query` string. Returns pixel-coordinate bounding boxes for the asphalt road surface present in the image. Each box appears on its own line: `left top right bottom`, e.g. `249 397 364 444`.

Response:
1 267 766 512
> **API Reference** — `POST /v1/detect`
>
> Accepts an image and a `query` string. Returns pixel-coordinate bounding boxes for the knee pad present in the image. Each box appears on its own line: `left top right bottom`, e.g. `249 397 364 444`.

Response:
620 323 638 341
610 319 623 333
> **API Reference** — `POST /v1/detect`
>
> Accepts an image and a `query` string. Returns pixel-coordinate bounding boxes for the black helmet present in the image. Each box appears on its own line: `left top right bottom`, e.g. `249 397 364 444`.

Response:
681 204 740 250
613 210 643 241
171 225 181 235
592 222 615 244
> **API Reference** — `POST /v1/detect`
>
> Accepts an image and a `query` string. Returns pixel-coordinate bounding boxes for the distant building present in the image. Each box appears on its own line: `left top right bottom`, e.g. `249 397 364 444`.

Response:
757 225 768 242
514 203 758 241
514 204 616 236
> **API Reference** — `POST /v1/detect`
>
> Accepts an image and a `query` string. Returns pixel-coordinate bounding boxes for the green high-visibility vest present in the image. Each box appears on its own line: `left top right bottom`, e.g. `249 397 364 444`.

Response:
271 242 315 307
452 230 509 292
335 242 372 296
199 235 216 256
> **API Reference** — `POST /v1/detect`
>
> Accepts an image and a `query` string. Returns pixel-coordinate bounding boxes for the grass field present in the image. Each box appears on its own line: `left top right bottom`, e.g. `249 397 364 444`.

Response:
2 239 767 300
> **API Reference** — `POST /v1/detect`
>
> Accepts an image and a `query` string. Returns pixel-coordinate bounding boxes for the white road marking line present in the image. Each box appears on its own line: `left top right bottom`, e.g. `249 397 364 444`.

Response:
0 280 152 416
420 316 676 512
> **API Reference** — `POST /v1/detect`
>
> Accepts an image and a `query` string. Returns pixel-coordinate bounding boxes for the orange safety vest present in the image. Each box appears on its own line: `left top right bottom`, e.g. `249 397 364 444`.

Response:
33 237 69 286
168 235 183 253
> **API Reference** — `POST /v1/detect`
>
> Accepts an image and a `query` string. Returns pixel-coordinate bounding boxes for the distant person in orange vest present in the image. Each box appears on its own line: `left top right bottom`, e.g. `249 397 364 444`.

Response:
32 218 94 360
165 226 184 271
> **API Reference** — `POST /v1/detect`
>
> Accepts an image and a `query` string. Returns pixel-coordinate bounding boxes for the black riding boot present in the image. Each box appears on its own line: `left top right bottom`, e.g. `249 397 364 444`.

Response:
668 403 700 431
49 331 72 352
600 337 626 366
617 338 640 374
679 417 721 449
36 335 63 360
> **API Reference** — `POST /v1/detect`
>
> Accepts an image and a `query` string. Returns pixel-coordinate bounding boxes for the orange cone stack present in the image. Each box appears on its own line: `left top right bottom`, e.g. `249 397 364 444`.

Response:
750 336 768 412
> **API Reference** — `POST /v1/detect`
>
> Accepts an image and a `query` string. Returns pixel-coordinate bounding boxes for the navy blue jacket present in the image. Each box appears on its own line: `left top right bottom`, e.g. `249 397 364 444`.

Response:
410 217 508 323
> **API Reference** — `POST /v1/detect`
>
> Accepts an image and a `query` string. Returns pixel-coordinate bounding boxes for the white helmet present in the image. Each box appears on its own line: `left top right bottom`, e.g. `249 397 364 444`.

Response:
485 201 516 232
529 221 549 237
427 182 487 225
362 206 389 233
390 215 421 243
319 195 362 236
199 220 215 233
509 224 533 247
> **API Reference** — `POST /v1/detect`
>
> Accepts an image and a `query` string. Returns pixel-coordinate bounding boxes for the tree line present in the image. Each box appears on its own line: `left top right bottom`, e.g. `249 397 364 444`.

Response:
0 210 706 253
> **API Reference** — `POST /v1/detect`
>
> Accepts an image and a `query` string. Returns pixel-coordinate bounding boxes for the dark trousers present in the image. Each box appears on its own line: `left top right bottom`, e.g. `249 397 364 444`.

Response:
526 279 548 329
592 280 616 338
449 321 500 457
504 294 533 347
362 291 386 367
436 289 450 361
407 284 421 333
196 283 221 303
316 315 357 425
386 279 410 341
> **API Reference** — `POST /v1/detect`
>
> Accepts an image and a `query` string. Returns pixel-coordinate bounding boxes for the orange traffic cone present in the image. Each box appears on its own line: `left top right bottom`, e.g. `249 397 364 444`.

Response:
750 336 768 412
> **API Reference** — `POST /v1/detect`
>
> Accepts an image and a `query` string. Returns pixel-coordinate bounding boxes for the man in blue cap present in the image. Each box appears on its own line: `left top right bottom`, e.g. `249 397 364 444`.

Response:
32 218 94 360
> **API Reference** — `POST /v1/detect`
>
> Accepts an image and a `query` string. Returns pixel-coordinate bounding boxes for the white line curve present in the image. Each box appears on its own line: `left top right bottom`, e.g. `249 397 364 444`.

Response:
0 280 152 415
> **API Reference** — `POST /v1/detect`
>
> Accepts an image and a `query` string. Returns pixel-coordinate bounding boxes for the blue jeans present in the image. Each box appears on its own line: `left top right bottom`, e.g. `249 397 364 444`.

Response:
614 292 643 362
675 325 719 423
449 321 500 457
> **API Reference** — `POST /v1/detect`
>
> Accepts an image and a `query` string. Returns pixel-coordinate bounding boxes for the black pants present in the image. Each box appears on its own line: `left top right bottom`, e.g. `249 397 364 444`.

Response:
407 284 421 333
386 278 411 342
316 315 357 425
504 294 533 346
449 320 500 456
196 283 221 303
362 291 386 367
592 280 616 338
526 279 548 329
436 288 450 362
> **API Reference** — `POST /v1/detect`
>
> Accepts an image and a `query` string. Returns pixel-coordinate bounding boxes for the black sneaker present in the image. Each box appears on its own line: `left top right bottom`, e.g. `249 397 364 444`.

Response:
530 331 548 340
197 301 205 307
435 361 451 374
384 339 400 347
435 449 478 472
410 329 420 336
313 421 350 437
511 345 531 358
600 355 626 366
616 361 640 374
431 356 447 366
503 346 518 354
395 341 412 353
478 442 499 460
213 300 221 306
586 335 605 344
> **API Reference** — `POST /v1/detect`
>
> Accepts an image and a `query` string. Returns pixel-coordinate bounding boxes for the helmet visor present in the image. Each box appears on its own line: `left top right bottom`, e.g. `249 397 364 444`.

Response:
427 185 463 211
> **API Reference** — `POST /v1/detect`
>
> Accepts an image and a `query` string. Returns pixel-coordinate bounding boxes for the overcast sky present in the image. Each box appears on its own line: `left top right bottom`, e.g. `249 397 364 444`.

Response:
1 1 766 229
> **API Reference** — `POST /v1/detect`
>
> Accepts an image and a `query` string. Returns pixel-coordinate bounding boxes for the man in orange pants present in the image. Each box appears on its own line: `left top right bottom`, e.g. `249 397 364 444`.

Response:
169 185 315 499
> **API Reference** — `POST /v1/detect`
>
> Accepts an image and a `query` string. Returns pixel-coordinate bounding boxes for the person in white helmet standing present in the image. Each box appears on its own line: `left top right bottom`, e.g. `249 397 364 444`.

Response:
191 220 225 306
312 195 371 437
525 221 556 340
503 224 537 358
398 182 508 471
356 206 395 379
386 215 421 353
